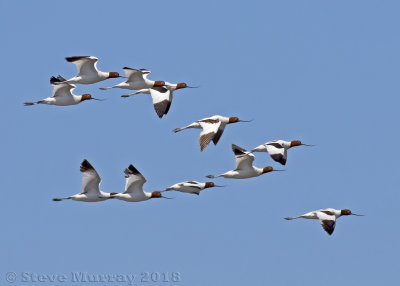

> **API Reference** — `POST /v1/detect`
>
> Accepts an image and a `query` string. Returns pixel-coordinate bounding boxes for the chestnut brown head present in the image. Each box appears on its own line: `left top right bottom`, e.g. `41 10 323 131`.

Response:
153 81 165 87
81 94 92 101
341 209 352 216
176 82 187 89
205 182 215 188
290 140 302 147
108 72 120 78
262 166 274 174
151 191 162 198
228 117 239 123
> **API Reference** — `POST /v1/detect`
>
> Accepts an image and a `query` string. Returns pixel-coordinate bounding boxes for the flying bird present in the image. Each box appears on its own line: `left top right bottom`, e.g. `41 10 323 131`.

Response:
57 56 120 85
251 140 313 165
53 160 116 202
206 144 283 179
162 181 224 195
173 115 251 151
110 164 170 202
24 76 102 106
284 208 363 235
120 81 197 118
100 67 165 91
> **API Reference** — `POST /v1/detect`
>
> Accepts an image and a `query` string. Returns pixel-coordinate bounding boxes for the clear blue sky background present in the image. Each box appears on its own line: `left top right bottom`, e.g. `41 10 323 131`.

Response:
1 0 399 285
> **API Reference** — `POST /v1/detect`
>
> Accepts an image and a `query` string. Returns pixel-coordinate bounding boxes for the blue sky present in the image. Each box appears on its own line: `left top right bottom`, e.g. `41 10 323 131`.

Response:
1 0 399 285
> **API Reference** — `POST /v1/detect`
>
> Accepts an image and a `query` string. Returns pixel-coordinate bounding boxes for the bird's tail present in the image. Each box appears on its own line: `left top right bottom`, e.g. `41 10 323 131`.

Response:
24 100 45 106
206 174 222 179
52 197 71 201
121 91 142 98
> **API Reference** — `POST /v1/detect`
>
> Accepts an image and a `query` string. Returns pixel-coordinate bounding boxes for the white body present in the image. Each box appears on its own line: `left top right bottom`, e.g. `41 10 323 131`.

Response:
165 181 207 195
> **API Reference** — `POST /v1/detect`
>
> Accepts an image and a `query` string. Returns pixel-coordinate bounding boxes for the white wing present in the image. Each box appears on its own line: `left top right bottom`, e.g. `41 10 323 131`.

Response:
232 144 254 170
66 56 99 76
149 87 172 118
80 160 101 195
123 67 148 84
50 76 76 97
198 118 222 151
265 141 287 165
123 164 147 196
316 211 337 235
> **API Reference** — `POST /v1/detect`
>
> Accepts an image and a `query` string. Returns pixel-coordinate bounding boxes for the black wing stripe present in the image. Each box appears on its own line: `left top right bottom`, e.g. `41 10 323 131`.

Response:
267 142 284 149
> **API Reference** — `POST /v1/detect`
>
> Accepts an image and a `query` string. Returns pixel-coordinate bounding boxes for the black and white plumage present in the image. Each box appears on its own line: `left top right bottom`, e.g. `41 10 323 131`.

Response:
109 164 167 202
52 160 115 202
284 208 363 235
100 67 165 91
59 56 120 85
24 76 99 106
173 115 250 151
162 181 223 195
206 144 280 179
121 86 172 118
251 139 312 165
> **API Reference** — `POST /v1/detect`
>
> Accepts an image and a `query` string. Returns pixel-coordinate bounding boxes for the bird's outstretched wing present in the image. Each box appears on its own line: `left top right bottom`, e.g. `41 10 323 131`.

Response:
232 144 254 170
198 119 221 151
149 87 172 118
317 211 337 235
66 56 99 76
123 164 147 196
80 159 101 195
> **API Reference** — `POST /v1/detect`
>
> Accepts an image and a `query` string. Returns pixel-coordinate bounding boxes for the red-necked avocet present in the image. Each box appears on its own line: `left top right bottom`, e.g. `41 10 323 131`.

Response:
100 67 165 91
162 181 224 195
52 160 117 202
120 81 197 118
251 140 313 165
110 164 171 202
206 144 283 179
173 115 251 151
56 56 120 85
24 76 102 106
285 208 363 235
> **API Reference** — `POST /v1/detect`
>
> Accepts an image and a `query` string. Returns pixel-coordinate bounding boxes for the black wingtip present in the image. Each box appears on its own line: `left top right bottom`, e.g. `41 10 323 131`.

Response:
124 164 141 175
80 159 94 172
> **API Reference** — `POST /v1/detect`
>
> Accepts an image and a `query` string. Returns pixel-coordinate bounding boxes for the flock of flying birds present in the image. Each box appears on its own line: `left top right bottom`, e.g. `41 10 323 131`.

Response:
26 56 363 236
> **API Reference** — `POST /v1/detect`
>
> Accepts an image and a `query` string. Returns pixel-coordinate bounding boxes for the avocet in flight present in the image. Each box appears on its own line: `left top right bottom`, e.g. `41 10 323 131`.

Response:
206 144 283 179
24 76 102 106
284 208 363 235
53 160 116 202
251 140 313 165
110 164 170 202
173 115 251 151
58 56 120 85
